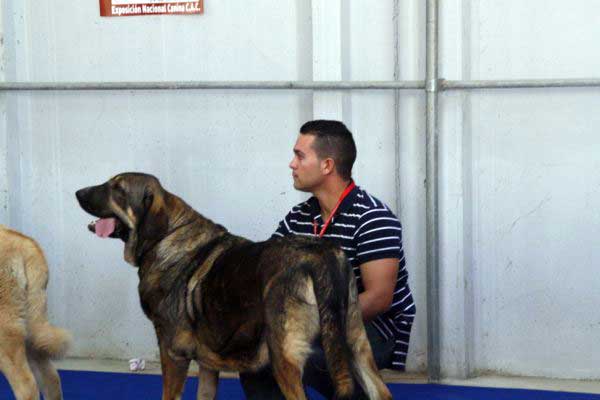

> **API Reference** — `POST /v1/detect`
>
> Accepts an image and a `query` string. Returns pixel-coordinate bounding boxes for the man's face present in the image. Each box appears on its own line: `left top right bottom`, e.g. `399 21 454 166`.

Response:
289 134 325 192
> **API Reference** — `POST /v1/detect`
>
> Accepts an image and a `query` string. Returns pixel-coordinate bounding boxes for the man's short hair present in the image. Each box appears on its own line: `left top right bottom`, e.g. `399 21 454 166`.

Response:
300 120 357 181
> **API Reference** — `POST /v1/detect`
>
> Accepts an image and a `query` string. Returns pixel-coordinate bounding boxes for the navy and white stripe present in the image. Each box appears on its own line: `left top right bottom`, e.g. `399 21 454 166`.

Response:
273 186 415 371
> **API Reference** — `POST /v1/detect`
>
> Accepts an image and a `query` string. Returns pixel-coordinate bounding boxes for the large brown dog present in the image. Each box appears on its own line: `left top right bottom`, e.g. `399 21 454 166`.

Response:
0 225 71 400
76 172 392 400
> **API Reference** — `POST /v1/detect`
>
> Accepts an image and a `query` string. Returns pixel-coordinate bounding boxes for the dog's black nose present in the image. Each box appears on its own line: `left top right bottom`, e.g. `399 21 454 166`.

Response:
76 187 90 203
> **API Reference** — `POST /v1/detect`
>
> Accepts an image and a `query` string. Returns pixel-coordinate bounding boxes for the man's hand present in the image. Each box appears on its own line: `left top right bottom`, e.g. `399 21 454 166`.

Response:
358 258 399 321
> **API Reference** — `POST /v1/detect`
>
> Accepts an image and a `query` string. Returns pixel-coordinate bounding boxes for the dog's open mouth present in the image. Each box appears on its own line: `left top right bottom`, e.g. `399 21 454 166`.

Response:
88 217 129 241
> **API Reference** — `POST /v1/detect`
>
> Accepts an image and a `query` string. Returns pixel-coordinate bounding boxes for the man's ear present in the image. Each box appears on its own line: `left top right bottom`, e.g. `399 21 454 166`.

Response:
321 158 335 176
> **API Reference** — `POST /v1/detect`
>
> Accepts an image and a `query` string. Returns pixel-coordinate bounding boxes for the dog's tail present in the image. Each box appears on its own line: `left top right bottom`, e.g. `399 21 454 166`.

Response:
309 246 355 399
24 241 72 359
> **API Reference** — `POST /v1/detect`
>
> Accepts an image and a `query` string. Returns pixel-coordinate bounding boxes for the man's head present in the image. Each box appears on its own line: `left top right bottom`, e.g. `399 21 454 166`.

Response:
289 120 357 192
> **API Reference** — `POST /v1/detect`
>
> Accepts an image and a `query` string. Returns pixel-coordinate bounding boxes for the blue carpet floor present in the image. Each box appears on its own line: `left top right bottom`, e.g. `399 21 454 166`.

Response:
1 369 599 399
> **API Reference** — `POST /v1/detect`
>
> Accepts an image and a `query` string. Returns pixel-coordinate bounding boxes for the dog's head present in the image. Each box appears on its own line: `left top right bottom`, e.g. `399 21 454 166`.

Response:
76 172 168 266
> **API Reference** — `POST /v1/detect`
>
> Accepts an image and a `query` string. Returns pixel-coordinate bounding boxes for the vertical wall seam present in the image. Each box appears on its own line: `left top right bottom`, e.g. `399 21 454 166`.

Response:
393 0 402 218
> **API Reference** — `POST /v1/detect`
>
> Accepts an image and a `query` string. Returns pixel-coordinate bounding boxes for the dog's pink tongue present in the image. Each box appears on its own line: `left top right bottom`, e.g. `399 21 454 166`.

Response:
95 218 116 238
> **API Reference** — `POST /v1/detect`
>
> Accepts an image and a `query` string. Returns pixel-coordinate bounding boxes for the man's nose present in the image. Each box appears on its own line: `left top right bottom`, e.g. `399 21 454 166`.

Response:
289 159 296 169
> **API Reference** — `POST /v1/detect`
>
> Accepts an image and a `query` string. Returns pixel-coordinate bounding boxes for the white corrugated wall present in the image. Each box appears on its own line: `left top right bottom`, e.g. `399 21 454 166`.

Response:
1 0 598 380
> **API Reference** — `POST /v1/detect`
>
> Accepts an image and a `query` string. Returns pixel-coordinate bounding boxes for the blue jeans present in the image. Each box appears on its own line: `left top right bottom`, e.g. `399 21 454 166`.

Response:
239 323 394 399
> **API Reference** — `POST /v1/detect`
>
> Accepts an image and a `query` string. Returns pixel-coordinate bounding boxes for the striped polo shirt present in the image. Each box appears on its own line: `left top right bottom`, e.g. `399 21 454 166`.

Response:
273 185 415 370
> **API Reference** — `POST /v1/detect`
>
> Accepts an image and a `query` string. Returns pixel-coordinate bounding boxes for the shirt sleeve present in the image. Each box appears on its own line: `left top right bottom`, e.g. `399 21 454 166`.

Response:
354 208 403 265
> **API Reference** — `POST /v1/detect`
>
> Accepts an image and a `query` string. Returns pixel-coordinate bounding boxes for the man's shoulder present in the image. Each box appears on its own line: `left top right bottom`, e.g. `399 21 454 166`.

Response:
351 188 396 218
285 198 315 218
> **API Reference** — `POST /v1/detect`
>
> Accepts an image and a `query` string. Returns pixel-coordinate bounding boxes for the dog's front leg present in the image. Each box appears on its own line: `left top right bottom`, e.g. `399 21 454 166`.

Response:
197 367 219 400
159 343 190 400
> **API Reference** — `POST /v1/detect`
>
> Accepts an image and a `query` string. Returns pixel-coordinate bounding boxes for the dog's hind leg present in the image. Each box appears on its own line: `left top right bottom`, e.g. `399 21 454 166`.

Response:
264 276 321 400
265 331 309 400
0 326 40 400
345 286 392 400
159 342 191 400
27 351 63 400
196 367 218 400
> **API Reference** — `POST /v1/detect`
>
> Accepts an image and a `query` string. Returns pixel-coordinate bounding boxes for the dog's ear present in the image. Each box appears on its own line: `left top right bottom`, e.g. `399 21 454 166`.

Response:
123 185 169 266
138 190 169 241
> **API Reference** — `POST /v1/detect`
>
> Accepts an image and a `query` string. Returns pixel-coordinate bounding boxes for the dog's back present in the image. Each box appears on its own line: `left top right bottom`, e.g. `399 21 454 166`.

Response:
0 225 71 400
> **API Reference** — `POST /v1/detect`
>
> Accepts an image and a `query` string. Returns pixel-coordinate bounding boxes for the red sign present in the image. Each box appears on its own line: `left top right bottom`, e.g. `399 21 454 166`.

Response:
99 0 203 17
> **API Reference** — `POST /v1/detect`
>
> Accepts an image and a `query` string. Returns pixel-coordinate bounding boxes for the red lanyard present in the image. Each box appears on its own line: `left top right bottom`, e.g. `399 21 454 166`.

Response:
313 181 356 238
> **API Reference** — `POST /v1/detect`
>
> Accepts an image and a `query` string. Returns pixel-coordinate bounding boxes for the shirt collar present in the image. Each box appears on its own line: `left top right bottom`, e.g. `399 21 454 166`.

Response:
307 185 360 222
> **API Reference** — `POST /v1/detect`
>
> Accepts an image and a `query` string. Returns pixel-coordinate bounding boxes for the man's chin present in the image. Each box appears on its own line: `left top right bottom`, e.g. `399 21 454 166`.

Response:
293 181 310 193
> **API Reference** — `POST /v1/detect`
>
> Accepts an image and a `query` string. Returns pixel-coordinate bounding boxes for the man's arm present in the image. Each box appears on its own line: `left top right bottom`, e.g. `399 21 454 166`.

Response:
358 258 399 321
353 204 404 322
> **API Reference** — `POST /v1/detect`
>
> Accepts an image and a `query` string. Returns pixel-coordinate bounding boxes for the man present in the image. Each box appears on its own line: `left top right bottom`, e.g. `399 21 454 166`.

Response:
240 120 415 399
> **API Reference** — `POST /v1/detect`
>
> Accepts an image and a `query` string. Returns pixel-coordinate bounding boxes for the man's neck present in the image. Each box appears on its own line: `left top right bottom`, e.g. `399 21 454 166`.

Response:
314 179 352 221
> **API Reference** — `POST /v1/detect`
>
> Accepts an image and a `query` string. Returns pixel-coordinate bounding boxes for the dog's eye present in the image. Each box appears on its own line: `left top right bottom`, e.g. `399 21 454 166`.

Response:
111 184 126 197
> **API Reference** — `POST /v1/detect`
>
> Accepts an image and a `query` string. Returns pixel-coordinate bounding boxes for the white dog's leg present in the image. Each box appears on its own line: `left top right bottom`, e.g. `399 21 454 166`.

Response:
28 353 63 400
0 331 40 400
